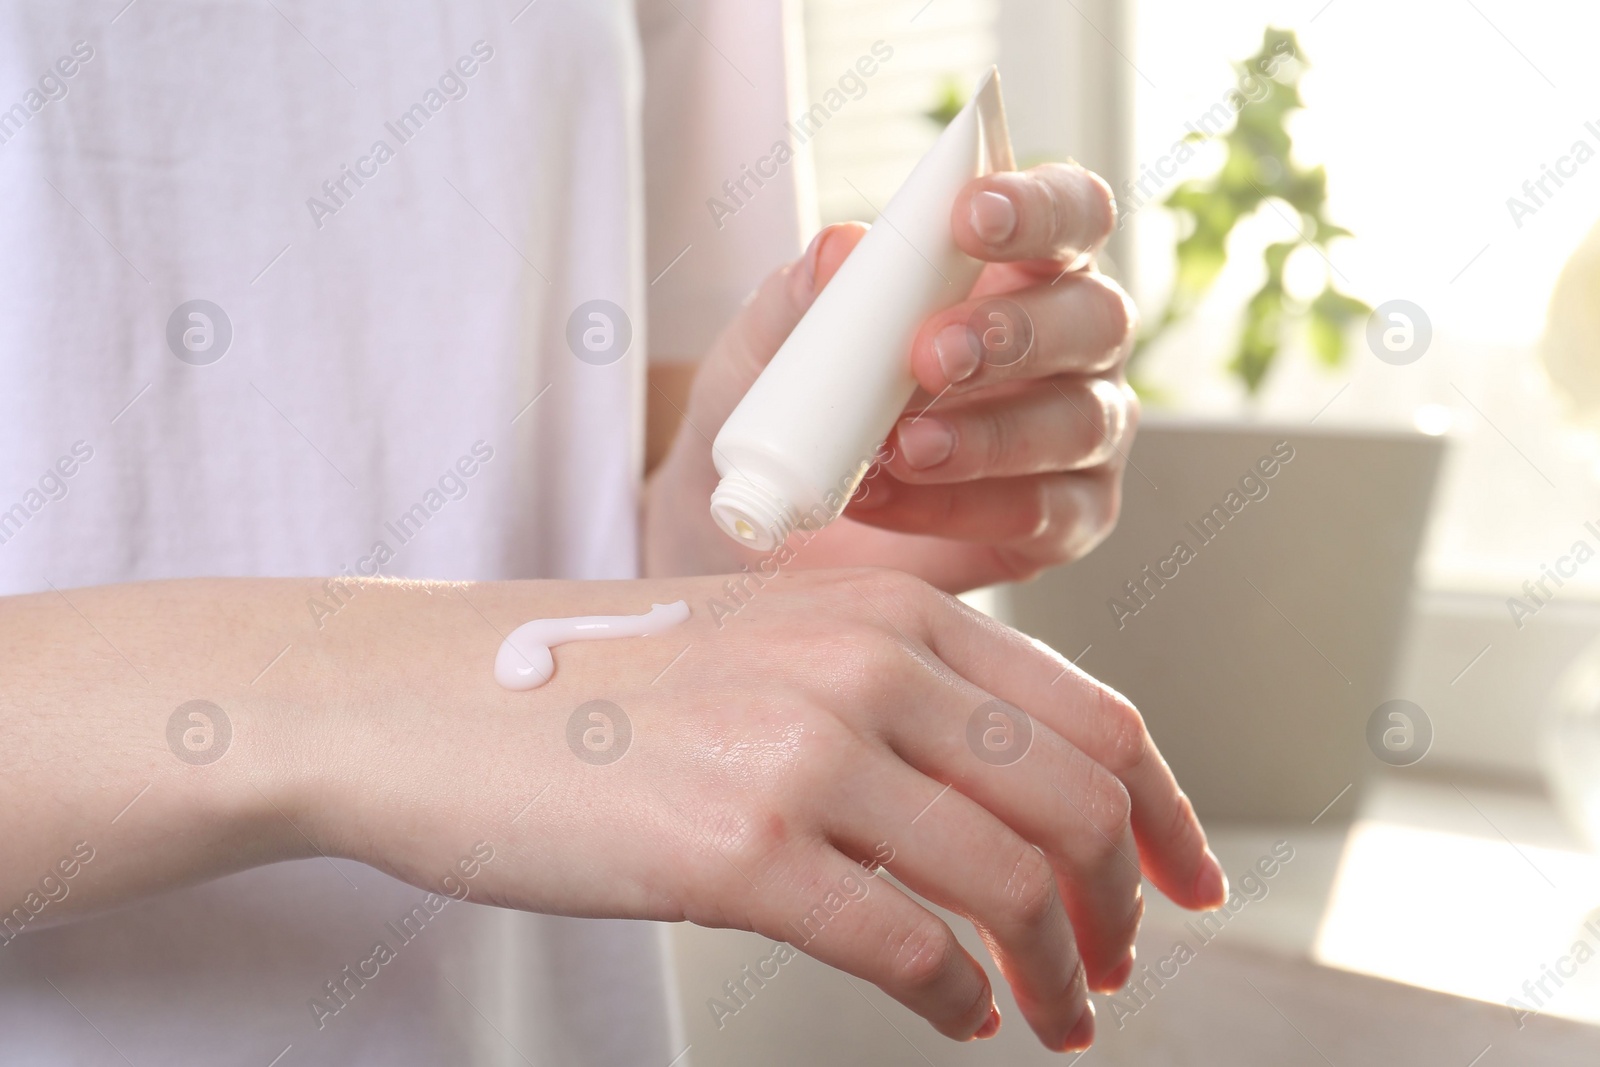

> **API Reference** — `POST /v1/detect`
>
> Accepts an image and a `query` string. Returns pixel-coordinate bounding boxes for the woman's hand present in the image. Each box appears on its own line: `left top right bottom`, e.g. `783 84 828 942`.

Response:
4 570 1219 1051
645 162 1137 593
330 568 1224 1052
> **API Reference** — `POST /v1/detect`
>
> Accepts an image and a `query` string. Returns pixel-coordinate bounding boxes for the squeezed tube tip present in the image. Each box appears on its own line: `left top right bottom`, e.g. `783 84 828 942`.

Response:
710 472 792 553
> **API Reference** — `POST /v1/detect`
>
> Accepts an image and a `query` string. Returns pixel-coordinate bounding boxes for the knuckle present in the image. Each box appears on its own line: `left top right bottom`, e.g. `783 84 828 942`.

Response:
1019 476 1053 539
761 259 794 301
1093 686 1150 774
807 625 911 705
1077 166 1118 241
839 565 926 609
1099 894 1144 973
993 481 1051 544
1096 471 1125 545
1123 886 1147 942
690 808 797 896
719 808 788 873
1122 288 1141 340
1056 758 1132 857
1079 380 1118 452
1100 500 1123 549
1088 274 1134 347
831 566 947 639
1042 473 1117 566
990 545 1049 584
1000 848 1060 931
892 917 960 993
788 709 858 772
1068 956 1090 1004
1081 764 1133 845
1040 174 1068 250
975 403 1019 472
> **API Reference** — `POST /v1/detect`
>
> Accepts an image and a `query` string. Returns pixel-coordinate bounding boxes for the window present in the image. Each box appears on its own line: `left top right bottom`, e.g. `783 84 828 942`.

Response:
1129 0 1600 596
802 0 998 224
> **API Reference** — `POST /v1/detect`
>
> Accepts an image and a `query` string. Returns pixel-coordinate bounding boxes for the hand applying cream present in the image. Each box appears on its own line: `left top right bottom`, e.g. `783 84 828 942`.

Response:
494 601 690 691
707 67 1014 551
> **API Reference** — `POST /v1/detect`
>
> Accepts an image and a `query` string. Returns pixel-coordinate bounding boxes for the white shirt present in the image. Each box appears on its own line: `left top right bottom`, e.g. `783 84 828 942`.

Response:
0 1 811 1062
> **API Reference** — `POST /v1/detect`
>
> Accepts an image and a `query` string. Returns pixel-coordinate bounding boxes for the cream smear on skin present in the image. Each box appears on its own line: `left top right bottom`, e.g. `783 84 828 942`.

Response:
494 601 690 691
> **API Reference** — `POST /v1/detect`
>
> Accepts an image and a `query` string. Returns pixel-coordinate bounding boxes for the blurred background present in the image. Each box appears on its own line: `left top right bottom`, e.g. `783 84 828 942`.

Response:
671 0 1600 1062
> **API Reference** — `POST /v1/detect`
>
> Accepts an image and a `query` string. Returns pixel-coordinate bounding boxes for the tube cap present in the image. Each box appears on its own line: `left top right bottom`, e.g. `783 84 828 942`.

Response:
709 471 793 553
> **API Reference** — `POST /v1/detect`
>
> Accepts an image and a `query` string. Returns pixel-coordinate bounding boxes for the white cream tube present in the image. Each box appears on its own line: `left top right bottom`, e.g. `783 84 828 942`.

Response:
709 67 1015 552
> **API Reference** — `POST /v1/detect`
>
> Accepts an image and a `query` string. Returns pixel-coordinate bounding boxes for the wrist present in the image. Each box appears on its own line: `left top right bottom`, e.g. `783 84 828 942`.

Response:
26 579 329 917
164 579 341 873
290 578 584 891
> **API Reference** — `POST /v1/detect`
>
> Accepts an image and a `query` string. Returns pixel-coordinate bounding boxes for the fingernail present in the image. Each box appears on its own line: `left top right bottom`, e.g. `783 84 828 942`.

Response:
934 323 980 384
896 418 955 470
793 228 828 303
970 190 1017 244
1194 848 1227 906
974 1005 1000 1040
1061 1000 1095 1052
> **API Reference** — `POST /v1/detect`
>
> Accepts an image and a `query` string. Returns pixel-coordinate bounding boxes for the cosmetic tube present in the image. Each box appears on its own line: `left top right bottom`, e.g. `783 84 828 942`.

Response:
709 67 1015 552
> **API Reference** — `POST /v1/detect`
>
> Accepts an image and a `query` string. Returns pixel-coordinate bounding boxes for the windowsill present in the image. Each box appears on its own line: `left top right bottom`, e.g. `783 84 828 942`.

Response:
669 773 1600 1065
1140 774 1600 1030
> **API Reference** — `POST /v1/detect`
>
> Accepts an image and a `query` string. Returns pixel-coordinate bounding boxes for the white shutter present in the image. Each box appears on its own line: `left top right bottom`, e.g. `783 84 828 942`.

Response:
800 0 1000 225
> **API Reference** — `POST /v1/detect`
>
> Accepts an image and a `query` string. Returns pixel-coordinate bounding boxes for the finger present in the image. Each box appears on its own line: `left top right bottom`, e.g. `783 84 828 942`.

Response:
909 271 1136 393
882 660 1145 993
851 572 1226 912
761 846 997 1041
829 762 1095 1049
847 468 1121 565
843 709 1143 1001
689 222 868 425
887 376 1131 483
918 598 1226 912
951 163 1116 266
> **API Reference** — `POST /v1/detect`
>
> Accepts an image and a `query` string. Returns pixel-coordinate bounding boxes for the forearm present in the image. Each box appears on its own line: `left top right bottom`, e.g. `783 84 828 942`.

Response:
0 575 597 931
2 578 310 929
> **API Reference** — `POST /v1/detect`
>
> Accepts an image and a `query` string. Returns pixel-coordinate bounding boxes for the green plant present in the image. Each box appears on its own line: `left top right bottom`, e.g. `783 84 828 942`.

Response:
1133 27 1369 394
925 77 967 128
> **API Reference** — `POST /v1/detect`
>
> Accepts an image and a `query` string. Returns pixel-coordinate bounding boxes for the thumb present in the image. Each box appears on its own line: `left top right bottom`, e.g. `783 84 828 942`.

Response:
686 221 868 431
